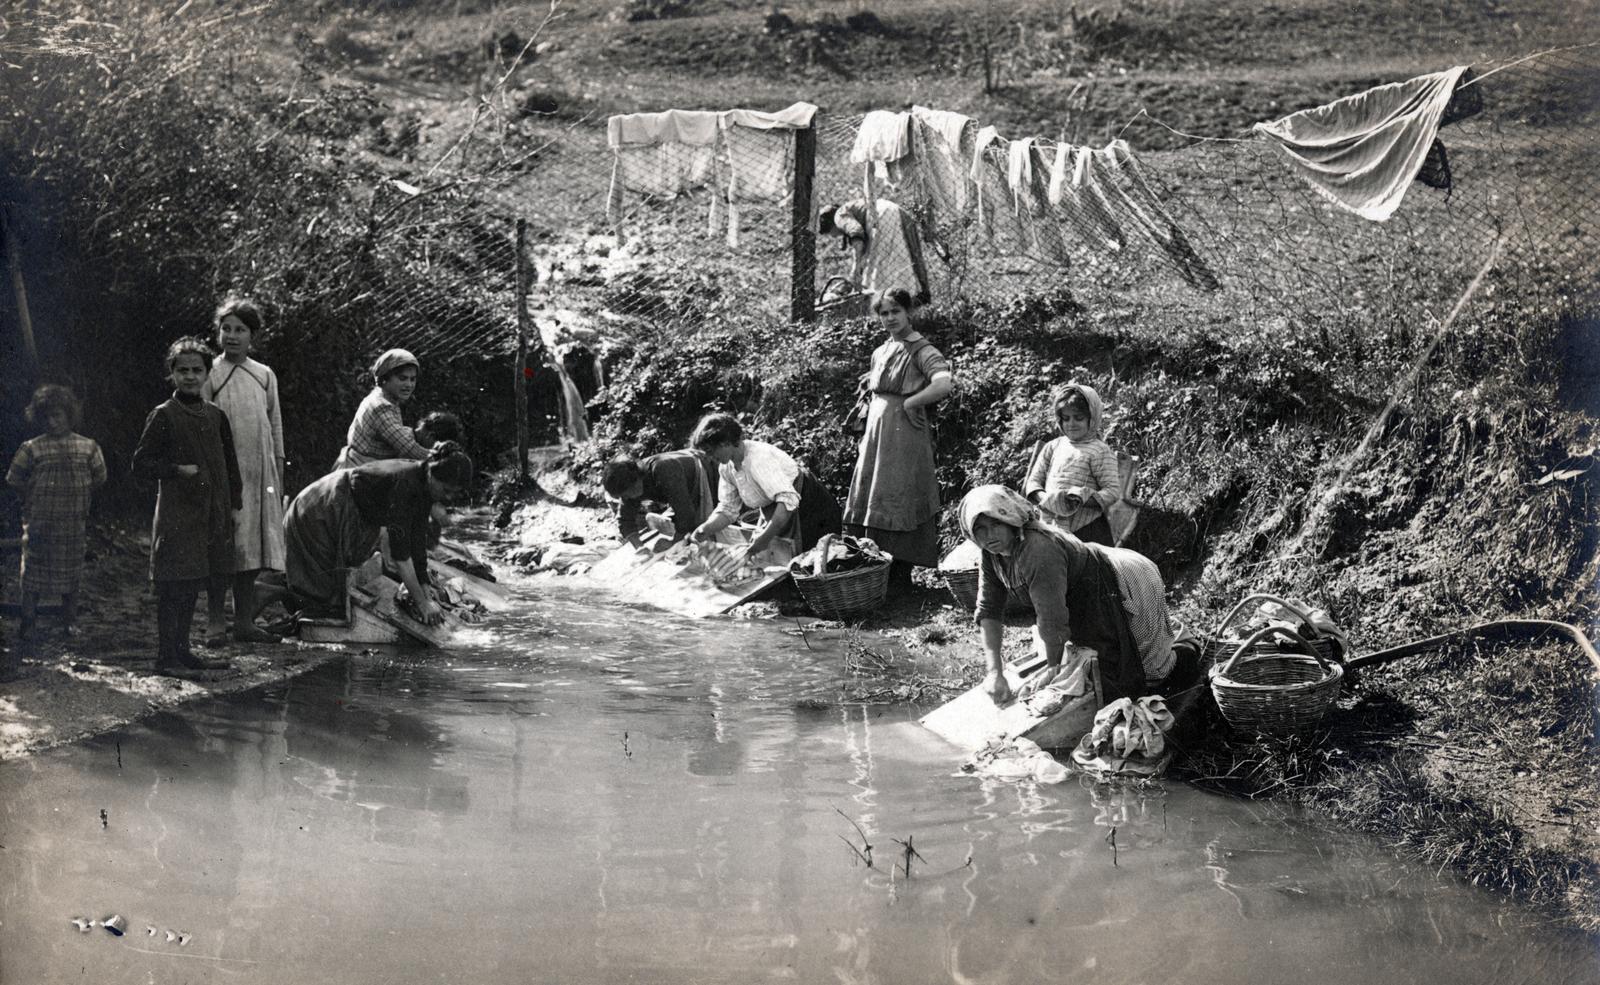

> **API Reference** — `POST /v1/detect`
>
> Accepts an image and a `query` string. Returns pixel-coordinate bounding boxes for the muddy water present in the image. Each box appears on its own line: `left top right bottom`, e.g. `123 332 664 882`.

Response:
2 584 1594 984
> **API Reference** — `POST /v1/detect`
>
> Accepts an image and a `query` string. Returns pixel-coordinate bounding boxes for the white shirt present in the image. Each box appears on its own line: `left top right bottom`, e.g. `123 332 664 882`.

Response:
712 440 802 520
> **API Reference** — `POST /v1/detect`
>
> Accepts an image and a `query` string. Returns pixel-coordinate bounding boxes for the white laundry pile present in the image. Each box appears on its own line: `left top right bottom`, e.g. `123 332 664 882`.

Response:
1071 696 1177 778
1252 66 1471 221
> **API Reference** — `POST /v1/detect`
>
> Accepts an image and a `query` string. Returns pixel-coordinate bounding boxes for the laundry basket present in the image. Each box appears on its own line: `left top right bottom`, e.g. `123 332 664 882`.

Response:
939 567 1033 616
1209 625 1344 736
1200 593 1342 666
792 560 891 619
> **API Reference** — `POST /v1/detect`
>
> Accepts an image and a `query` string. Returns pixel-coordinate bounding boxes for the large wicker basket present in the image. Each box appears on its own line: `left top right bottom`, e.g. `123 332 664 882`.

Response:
1200 593 1342 665
1209 625 1344 736
940 567 1034 616
792 560 891 618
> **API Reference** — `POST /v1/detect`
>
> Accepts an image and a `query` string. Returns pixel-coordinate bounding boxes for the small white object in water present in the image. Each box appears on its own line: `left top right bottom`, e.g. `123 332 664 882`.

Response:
102 914 127 936
166 930 177 943
177 932 192 946
70 918 92 933
146 926 158 937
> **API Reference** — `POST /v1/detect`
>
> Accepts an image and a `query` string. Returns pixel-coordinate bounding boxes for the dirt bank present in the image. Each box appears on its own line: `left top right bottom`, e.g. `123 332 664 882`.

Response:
0 524 345 761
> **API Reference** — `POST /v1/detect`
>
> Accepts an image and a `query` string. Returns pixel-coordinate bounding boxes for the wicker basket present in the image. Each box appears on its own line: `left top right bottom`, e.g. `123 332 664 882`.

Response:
1200 593 1341 666
792 560 891 618
1209 625 1344 736
940 567 1034 616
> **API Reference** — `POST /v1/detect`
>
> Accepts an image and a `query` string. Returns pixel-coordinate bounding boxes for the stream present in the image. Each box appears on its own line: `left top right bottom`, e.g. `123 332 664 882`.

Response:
1 580 1594 983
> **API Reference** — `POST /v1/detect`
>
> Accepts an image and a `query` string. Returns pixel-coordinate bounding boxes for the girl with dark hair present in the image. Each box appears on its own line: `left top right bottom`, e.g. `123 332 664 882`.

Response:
332 348 429 470
842 287 953 589
133 337 243 675
283 441 474 626
688 413 841 557
203 295 286 642
6 384 106 646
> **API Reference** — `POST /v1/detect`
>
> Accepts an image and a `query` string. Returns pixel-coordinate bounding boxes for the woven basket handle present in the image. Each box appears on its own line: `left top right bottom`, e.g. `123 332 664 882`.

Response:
1212 593 1316 640
1215 625 1333 679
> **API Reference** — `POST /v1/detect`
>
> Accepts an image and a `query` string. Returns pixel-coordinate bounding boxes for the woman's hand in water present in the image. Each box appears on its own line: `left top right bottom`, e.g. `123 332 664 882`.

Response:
983 669 1013 706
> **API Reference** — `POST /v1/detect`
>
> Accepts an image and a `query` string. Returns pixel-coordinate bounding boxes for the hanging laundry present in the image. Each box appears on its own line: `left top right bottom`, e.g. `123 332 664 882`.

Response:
1095 140 1220 291
605 109 720 221
719 102 818 247
909 106 975 216
1252 66 1471 221
1049 143 1126 253
1004 138 1071 265
911 105 973 157
850 110 913 164
968 125 1028 253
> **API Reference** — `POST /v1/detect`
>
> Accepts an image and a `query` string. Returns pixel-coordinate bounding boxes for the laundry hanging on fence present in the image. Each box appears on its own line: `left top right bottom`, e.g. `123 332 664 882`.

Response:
910 106 975 215
719 102 818 247
1094 140 1221 291
1252 65 1471 221
1049 143 1125 252
1005 138 1071 264
605 109 720 221
851 110 913 165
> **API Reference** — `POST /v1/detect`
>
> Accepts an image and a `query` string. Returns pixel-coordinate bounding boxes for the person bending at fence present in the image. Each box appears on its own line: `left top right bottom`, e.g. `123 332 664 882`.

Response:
284 442 473 627
688 413 841 561
960 485 1198 708
603 448 718 546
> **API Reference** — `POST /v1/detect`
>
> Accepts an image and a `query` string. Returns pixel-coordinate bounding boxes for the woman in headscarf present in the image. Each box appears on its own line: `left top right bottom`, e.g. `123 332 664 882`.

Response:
1024 382 1121 546
284 442 474 626
960 485 1195 707
842 287 953 589
332 349 428 471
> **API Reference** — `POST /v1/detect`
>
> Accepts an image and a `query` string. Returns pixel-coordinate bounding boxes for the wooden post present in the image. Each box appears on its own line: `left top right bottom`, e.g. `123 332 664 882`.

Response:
1 205 40 379
790 122 817 324
514 217 530 480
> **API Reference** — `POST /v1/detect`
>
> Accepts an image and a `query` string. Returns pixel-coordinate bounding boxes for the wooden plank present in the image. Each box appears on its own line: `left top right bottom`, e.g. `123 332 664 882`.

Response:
920 649 1104 753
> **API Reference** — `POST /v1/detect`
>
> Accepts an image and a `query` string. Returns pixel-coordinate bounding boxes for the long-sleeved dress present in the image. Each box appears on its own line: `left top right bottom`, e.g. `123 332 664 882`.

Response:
132 393 243 583
6 432 107 595
617 449 715 543
332 388 427 471
284 459 434 611
974 524 1174 705
205 356 286 572
843 333 950 567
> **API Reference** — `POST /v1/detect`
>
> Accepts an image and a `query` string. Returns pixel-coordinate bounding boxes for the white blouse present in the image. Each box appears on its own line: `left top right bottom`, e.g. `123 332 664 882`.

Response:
712 440 802 520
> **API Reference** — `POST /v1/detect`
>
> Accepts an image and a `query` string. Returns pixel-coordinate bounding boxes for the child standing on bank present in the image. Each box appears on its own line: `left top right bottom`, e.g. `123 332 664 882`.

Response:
203 297 286 644
5 385 107 641
133 337 242 674
1024 382 1122 547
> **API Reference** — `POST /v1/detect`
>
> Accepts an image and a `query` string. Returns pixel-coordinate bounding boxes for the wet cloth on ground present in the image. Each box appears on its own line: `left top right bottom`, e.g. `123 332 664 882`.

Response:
6 433 106 595
1252 66 1470 221
206 356 286 572
843 333 950 567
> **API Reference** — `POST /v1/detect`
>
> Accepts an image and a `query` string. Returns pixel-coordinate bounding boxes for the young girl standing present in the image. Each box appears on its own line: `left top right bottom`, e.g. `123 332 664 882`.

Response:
6 385 107 641
133 337 242 674
1024 382 1122 546
203 297 286 643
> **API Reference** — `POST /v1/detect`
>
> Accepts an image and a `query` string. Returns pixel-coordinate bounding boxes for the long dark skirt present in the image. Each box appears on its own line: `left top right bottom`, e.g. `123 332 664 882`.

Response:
760 469 842 553
284 471 381 612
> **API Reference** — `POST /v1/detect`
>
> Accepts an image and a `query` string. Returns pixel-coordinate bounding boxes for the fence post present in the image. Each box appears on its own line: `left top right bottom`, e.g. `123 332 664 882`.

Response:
515 217 530 480
1 204 40 380
790 122 817 323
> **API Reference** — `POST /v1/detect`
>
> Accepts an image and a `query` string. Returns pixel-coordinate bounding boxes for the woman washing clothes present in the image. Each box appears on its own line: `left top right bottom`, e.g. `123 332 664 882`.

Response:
283 442 474 626
842 287 953 590
688 413 841 562
960 485 1198 707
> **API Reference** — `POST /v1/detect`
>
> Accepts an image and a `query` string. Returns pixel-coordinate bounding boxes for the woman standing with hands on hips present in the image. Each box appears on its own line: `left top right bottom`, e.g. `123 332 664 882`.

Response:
842 287 954 590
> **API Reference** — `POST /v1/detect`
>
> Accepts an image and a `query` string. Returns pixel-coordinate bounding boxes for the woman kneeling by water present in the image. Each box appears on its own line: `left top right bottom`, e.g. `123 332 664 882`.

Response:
284 442 473 627
961 485 1198 707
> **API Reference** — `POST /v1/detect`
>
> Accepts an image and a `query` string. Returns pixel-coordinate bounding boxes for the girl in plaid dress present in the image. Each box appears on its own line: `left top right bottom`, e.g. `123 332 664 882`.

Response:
6 385 106 641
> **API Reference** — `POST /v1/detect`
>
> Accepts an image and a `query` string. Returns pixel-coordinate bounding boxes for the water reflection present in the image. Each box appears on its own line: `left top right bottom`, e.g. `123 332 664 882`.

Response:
1 584 1596 985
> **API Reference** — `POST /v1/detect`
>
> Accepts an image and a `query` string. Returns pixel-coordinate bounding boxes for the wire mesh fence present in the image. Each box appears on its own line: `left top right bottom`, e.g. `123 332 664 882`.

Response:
356 41 1599 382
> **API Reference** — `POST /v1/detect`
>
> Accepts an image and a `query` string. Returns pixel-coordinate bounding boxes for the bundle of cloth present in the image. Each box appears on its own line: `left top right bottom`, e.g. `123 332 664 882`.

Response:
1071 696 1176 779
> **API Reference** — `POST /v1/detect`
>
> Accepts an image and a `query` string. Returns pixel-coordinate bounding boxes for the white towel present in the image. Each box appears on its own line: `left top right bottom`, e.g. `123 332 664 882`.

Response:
1252 66 1469 221
605 110 720 221
606 109 720 149
911 105 973 152
851 110 912 164
1006 137 1035 213
719 103 816 246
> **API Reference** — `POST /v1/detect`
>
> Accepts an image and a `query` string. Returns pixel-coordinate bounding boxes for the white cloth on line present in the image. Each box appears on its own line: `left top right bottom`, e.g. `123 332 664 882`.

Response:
720 101 818 131
1251 66 1469 221
911 105 973 153
606 109 721 149
719 103 816 246
851 110 912 164
605 110 720 219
